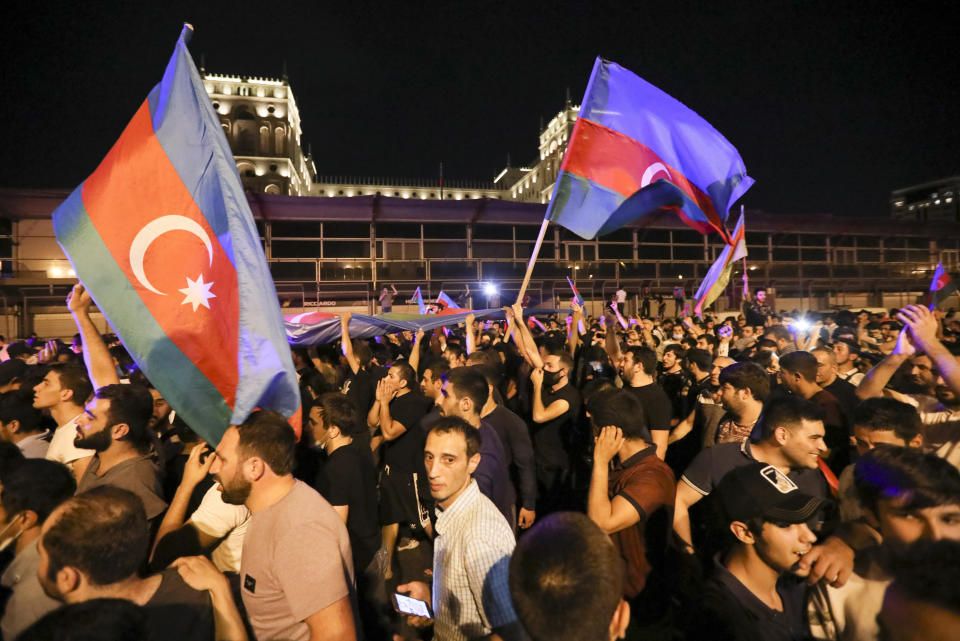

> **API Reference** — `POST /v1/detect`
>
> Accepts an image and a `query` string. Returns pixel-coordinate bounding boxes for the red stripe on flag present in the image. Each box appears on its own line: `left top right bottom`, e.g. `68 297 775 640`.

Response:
935 272 951 290
81 100 239 407
560 118 726 233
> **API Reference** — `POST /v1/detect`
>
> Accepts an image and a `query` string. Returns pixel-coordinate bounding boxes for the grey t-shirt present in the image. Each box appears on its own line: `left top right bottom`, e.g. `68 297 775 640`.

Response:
76 454 167 520
240 480 356 641
0 541 60 639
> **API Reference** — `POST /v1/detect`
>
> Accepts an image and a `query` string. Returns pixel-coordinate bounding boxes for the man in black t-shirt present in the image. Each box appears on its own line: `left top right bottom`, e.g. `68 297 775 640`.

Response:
366 361 432 580
530 350 581 515
686 463 823 641
618 346 671 459
310 392 380 573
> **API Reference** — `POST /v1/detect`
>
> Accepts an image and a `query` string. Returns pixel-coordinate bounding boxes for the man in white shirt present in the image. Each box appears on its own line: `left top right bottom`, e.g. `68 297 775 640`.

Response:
37 363 94 480
398 417 524 641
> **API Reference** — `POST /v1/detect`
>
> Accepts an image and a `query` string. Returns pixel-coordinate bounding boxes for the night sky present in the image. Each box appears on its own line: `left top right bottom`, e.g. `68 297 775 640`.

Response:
3 1 958 218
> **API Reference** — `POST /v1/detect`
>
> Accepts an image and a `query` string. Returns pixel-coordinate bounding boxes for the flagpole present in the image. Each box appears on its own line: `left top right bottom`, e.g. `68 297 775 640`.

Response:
516 216 550 304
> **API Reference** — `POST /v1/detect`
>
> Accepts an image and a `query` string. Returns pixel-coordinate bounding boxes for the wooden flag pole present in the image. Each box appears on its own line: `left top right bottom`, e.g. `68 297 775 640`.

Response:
516 216 551 304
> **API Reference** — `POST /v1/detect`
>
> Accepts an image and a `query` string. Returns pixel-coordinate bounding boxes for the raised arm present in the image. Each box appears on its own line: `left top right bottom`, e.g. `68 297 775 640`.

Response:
67 283 119 389
603 311 622 365
409 328 426 374
567 303 584 357
511 303 544 370
856 328 913 400
465 313 477 355
899 305 960 399
611 302 629 330
151 443 215 561
340 312 360 375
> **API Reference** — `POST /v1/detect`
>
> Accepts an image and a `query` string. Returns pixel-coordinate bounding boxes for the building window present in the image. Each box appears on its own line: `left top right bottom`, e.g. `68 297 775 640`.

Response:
275 127 285 155
259 126 270 153
267 105 276 114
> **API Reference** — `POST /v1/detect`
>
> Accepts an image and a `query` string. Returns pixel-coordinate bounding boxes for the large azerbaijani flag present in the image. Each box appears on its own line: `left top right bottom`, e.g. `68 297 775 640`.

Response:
693 211 747 317
549 58 753 241
51 25 301 445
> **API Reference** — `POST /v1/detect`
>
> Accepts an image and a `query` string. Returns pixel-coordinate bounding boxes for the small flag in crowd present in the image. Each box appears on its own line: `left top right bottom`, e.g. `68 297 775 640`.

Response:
928 262 958 310
437 291 460 310
408 286 426 314
694 211 748 317
51 25 301 445
548 57 753 241
566 276 586 306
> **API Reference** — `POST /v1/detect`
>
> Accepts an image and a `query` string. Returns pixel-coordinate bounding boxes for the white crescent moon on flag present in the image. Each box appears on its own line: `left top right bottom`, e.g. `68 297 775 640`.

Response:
129 215 214 295
641 162 672 188
287 312 313 324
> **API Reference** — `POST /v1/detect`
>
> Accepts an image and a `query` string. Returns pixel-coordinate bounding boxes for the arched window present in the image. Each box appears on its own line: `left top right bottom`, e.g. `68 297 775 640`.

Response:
265 184 281 194
259 126 269 153
275 127 285 155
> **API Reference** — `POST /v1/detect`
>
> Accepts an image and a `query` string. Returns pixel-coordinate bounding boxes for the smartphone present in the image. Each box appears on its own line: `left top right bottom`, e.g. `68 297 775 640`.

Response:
393 593 433 618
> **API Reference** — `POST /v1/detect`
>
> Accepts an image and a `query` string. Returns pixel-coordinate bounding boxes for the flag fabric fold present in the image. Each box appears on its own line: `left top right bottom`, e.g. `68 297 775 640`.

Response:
566 276 586 306
693 212 748 317
928 262 958 310
51 25 301 445
408 286 426 314
548 57 753 241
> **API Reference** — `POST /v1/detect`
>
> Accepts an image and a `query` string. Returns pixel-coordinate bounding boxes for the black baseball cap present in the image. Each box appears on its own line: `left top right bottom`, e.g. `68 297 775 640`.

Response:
715 463 825 524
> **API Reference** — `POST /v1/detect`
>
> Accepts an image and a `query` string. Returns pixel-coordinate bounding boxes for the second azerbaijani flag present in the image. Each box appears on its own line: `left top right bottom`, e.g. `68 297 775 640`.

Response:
693 211 748 317
928 262 958 310
51 25 301 445
548 57 753 241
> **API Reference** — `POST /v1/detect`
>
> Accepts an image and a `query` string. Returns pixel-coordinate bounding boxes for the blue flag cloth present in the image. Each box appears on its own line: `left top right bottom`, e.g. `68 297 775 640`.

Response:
548 57 753 241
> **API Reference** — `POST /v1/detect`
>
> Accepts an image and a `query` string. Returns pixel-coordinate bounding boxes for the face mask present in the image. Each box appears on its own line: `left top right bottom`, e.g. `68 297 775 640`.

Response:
0 513 25 554
542 369 564 387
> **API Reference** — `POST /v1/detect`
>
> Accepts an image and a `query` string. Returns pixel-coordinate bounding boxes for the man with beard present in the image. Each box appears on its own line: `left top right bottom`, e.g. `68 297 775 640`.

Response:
713 362 768 445
617 346 670 459
35 486 243 641
659 344 687 422
857 305 960 426
209 410 357 641
74 384 166 524
808 446 960 641
743 288 773 327
37 363 94 480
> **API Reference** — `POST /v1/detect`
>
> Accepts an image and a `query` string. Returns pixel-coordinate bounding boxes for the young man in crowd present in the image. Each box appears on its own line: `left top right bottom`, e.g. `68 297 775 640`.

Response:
688 462 823 641
0 458 76 638
210 410 357 641
713 361 769 445
811 347 860 422
397 417 524 641
367 360 432 579
37 486 244 641
436 367 513 527
0 390 51 459
509 512 630 641
674 396 854 586
877 540 960 641
832 337 864 386
778 350 849 472
73 384 167 523
615 346 671 459
37 362 94 480
808 445 960 641
586 388 675 618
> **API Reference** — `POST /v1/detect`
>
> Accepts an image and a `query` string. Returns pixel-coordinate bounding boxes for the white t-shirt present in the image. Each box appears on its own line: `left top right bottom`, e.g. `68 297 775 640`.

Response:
615 289 627 303
190 484 251 573
45 414 94 465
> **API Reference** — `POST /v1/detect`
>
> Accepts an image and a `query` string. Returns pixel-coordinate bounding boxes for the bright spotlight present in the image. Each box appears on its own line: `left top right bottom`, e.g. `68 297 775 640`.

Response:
483 282 498 296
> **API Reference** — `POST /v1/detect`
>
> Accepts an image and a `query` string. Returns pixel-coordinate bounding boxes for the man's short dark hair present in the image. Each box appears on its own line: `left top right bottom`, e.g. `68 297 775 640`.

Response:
625 346 658 376
423 358 451 380
779 350 818 382
545 346 574 374
854 444 960 514
389 361 418 390
719 361 770 401
756 338 779 352
0 459 76 523
764 325 791 342
684 348 713 374
95 384 154 454
699 334 720 350
48 363 93 407
852 398 922 444
446 367 489 415
43 487 149 586
0 389 45 433
318 392 363 436
754 395 825 441
509 512 624 641
427 416 482 458
662 343 685 359
585 388 651 442
467 363 498 389
444 344 465 362
466 350 502 382
236 410 296 475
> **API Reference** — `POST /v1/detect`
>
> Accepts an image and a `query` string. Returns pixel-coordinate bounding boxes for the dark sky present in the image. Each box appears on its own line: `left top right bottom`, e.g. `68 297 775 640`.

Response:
3 1 958 218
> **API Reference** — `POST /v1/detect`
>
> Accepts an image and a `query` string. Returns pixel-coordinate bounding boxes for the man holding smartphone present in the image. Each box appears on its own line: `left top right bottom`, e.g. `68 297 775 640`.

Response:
397 417 525 641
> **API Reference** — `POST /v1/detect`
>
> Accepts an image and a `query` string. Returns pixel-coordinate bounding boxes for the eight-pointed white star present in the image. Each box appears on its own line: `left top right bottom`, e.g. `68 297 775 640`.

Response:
179 274 217 312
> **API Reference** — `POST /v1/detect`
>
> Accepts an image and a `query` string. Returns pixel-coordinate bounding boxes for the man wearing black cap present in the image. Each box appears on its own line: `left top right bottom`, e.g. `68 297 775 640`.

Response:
687 462 824 641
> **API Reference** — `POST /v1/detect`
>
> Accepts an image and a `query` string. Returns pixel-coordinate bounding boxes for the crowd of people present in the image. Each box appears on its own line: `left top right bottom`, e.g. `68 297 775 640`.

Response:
1 281 959 641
